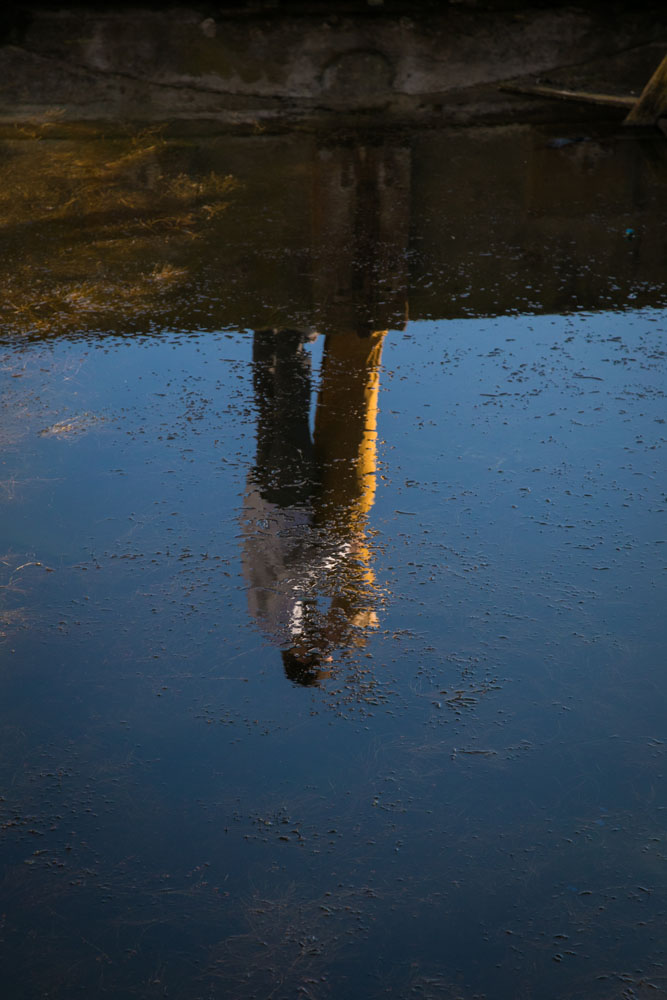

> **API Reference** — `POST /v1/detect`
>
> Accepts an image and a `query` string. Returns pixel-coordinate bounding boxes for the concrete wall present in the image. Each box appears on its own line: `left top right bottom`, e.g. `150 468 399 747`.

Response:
1 5 666 122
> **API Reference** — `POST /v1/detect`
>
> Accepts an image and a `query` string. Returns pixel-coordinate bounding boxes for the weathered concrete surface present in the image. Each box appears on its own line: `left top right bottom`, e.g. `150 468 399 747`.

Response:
1 5 666 124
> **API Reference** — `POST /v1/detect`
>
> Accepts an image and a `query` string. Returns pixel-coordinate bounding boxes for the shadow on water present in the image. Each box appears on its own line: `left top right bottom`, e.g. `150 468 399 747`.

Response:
0 99 667 999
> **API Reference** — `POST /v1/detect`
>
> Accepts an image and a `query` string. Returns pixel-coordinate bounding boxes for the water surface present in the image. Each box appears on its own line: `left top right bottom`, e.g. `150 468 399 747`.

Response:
1 122 666 999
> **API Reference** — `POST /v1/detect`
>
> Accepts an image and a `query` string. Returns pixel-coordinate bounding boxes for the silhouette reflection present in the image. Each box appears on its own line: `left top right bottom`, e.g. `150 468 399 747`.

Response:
312 141 410 337
241 138 409 684
241 327 386 686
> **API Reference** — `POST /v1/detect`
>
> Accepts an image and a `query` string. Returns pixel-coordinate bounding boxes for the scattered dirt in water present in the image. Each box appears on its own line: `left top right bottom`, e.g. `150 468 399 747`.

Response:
38 413 105 438
0 114 665 1000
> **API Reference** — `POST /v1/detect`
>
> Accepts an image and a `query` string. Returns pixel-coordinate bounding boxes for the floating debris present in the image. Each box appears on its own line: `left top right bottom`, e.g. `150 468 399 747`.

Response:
38 413 103 438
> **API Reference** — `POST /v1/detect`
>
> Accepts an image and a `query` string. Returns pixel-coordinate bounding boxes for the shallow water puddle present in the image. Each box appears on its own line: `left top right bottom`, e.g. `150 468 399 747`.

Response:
1 126 666 999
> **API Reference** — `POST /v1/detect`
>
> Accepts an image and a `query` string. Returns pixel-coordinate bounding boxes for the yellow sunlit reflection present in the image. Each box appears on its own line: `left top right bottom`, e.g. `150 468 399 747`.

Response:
241 328 387 685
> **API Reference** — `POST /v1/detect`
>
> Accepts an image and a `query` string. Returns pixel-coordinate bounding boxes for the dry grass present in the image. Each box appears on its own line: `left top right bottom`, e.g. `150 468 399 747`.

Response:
0 122 238 337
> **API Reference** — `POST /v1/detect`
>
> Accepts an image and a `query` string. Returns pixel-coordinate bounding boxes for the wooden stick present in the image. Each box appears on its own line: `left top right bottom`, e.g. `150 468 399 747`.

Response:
501 83 635 110
624 53 667 125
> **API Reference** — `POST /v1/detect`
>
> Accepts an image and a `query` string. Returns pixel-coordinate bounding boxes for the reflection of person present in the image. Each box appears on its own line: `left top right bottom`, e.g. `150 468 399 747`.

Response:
241 327 385 685
241 139 409 685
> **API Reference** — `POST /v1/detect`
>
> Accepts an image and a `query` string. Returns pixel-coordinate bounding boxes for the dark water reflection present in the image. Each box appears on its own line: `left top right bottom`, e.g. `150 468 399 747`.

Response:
1 122 666 999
